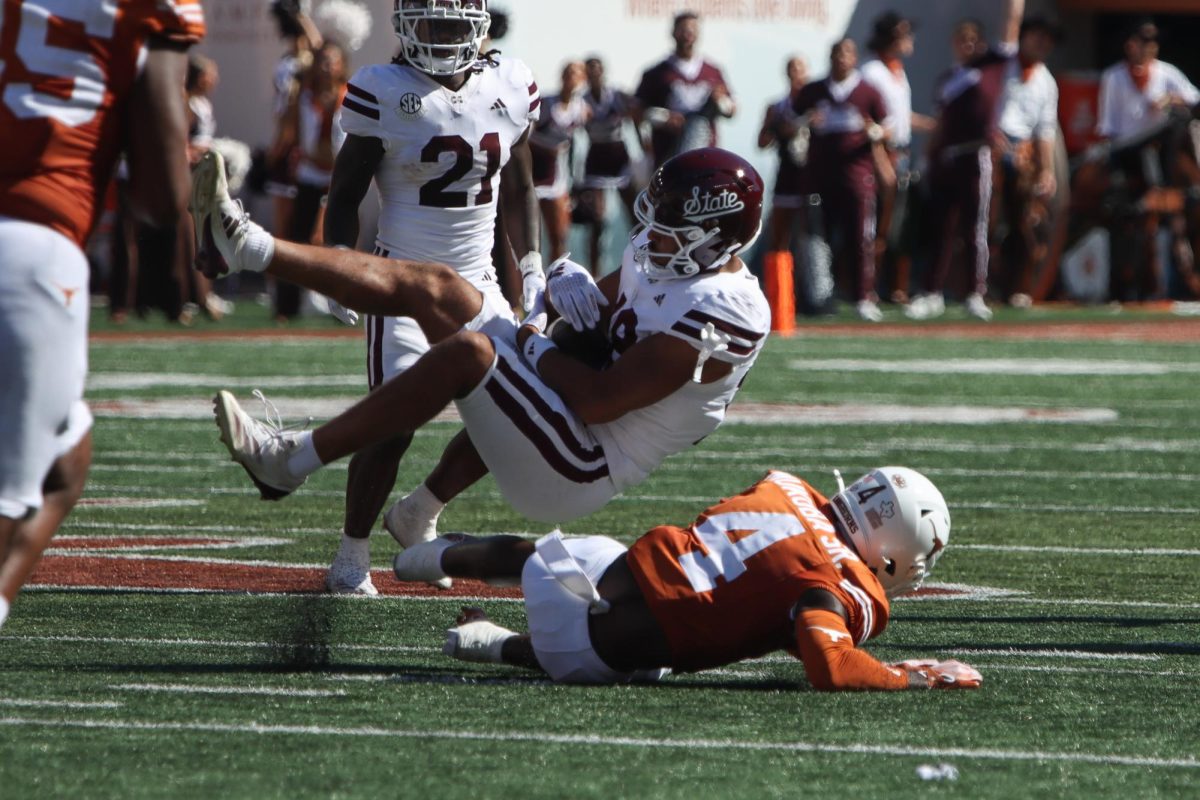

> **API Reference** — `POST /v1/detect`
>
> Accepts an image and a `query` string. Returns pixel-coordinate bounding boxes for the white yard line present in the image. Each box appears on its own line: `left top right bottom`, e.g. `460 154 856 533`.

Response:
0 698 122 709
788 357 1200 376
0 716 1196 769
110 683 345 698
948 649 1160 662
0 633 437 652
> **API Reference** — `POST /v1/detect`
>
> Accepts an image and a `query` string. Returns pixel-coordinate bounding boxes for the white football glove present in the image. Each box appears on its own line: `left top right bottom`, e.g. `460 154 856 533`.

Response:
546 253 607 332
519 251 546 314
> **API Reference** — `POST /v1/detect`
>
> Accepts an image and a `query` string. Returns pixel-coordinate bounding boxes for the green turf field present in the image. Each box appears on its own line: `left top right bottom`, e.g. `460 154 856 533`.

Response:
2 307 1198 799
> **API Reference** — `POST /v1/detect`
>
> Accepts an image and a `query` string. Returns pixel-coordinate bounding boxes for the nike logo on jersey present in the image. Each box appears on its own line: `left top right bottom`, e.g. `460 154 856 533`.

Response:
808 625 852 644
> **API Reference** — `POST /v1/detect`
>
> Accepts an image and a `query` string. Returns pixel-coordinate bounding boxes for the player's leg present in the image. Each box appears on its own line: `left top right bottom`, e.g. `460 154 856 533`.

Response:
0 218 91 630
382 429 488 555
0 434 92 613
192 150 485 343
215 329 502 500
394 532 534 586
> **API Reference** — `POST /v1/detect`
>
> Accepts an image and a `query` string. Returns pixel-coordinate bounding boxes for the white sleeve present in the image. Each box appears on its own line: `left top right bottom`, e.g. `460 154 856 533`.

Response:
339 66 385 142
1164 63 1200 105
1036 74 1059 142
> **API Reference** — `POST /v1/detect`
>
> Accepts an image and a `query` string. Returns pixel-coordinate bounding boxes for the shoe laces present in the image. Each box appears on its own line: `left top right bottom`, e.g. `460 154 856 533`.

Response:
251 389 312 440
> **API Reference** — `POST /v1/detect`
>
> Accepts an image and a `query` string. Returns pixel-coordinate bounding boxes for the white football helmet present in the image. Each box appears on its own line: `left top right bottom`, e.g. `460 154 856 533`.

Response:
828 467 950 598
393 0 490 76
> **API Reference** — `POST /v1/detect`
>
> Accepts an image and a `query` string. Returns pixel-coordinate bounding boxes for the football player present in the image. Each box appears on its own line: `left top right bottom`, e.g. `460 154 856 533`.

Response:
191 145 770 543
320 0 543 594
0 0 206 631
405 467 981 690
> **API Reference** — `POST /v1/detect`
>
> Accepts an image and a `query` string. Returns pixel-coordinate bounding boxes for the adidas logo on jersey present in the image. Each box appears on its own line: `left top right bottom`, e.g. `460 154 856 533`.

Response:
491 98 508 112
654 294 665 306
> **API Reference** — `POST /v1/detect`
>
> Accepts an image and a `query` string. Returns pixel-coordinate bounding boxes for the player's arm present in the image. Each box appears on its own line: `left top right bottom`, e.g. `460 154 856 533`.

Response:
793 589 981 691
1000 0 1025 48
125 38 192 227
517 268 730 424
324 134 384 248
757 105 777 149
501 126 540 262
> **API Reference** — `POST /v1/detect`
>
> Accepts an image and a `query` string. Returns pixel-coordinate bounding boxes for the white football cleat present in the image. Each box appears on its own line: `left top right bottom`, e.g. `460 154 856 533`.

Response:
385 493 451 589
443 620 517 664
392 537 455 585
904 293 945 321
855 299 883 323
964 292 994 321
190 150 270 277
213 390 308 501
324 555 379 596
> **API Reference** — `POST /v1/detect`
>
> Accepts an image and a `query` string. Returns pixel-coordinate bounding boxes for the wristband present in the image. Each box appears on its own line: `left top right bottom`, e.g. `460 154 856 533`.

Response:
522 333 558 373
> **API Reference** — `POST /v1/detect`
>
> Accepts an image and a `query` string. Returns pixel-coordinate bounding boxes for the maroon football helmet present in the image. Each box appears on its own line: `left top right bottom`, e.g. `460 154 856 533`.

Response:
632 147 764 279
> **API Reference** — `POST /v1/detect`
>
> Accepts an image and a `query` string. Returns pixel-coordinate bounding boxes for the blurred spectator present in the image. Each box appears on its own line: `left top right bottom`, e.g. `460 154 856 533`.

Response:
992 15 1062 308
266 0 323 258
186 54 218 163
1091 19 1200 300
530 61 590 261
910 0 1025 322
861 11 933 304
576 56 641 272
635 11 735 169
275 41 349 320
1097 19 1199 142
793 39 892 322
757 56 810 313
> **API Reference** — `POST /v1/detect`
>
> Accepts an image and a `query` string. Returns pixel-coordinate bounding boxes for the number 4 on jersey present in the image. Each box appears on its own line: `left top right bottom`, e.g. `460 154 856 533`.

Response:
679 511 808 593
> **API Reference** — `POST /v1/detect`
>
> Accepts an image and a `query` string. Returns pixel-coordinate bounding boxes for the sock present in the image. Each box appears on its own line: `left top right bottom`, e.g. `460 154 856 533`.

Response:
0 596 9 631
286 431 324 479
408 483 447 523
337 533 370 564
241 222 276 273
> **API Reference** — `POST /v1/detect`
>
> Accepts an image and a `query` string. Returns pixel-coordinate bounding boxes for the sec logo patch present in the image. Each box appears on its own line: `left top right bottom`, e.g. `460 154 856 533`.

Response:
397 92 423 118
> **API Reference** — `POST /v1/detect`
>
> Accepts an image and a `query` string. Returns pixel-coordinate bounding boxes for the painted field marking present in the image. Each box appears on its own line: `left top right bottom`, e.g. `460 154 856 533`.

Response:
789 358 1200 376
955 543 1200 557
88 373 364 390
110 683 345 698
73 484 1200 515
0 634 436 653
0 716 1196 769
85 396 1119 426
76 498 206 509
0 698 122 710
948 649 1161 662
971 664 1194 678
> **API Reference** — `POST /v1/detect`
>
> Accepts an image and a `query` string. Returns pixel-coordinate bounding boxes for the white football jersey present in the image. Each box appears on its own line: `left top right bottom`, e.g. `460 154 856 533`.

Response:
336 57 540 288
591 236 771 491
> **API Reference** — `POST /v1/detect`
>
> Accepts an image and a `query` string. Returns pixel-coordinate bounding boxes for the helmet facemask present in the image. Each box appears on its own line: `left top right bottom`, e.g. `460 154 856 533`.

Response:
631 189 747 280
393 0 490 77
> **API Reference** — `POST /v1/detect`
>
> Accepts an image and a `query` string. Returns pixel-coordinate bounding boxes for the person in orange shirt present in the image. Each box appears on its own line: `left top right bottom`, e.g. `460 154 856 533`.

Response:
0 0 205 631
396 466 982 690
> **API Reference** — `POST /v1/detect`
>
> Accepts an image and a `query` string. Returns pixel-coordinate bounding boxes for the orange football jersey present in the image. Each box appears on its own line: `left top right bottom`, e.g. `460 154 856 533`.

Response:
626 470 891 673
0 0 205 247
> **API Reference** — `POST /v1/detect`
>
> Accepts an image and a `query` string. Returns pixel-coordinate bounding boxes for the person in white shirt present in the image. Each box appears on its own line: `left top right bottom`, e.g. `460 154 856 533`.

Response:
860 11 934 304
1096 19 1199 143
994 15 1061 307
1093 19 1200 301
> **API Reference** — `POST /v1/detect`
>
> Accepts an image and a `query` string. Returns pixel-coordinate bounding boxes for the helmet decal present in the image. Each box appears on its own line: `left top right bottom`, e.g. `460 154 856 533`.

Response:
681 186 746 223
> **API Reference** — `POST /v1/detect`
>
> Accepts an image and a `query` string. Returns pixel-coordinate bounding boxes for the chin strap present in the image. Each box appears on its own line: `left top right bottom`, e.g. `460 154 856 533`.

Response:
833 469 846 493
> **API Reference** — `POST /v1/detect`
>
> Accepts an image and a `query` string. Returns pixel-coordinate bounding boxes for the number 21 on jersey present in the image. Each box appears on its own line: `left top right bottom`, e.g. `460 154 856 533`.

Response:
2 0 117 127
678 511 807 593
